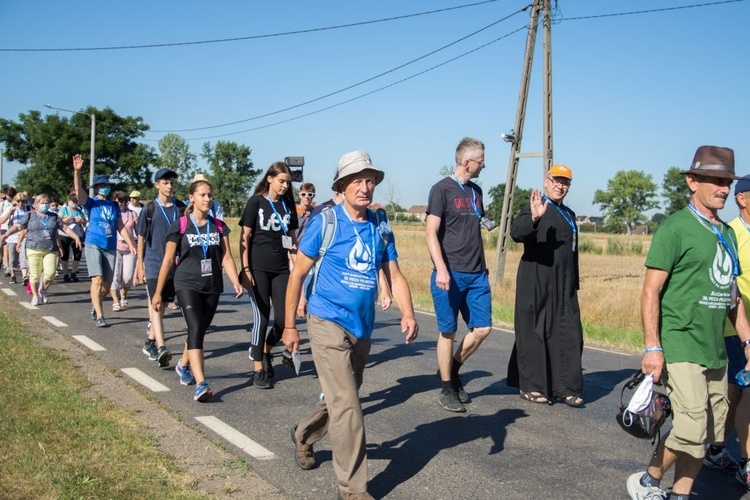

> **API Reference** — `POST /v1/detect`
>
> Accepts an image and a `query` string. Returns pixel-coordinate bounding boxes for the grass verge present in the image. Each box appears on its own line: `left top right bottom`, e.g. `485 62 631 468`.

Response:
0 310 206 499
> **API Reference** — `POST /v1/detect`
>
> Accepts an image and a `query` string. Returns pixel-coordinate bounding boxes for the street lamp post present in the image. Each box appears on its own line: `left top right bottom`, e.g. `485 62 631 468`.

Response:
44 104 96 197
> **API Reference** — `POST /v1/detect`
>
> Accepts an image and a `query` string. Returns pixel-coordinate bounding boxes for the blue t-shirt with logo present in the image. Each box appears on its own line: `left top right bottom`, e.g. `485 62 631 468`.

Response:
300 203 397 339
84 197 121 251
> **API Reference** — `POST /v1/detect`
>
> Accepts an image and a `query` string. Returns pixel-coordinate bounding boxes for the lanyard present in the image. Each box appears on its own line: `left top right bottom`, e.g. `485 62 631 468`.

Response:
689 204 739 276
342 207 377 273
266 194 290 235
156 198 176 225
39 212 50 231
739 216 750 235
451 175 482 220
189 214 210 258
542 194 577 236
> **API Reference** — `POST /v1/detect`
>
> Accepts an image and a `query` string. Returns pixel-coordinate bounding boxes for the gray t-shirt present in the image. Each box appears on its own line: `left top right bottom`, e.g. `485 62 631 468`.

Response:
137 200 183 279
19 211 65 252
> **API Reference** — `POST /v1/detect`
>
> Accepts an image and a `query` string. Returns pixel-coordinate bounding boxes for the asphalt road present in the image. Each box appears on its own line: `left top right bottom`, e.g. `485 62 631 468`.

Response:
3 270 749 500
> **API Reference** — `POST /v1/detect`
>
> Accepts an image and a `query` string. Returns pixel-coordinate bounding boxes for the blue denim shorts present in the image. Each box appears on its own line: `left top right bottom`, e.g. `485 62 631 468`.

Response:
430 270 492 334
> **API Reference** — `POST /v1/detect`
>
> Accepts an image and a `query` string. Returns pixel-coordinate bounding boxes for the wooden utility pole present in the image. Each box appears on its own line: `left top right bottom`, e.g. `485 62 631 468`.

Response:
493 0 554 283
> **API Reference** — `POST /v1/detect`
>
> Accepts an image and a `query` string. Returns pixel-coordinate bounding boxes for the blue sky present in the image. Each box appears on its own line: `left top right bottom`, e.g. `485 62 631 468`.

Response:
1 0 748 217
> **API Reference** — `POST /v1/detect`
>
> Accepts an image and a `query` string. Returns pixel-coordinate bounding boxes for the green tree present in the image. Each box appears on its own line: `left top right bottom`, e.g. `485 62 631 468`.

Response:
0 107 154 197
155 133 197 200
201 140 261 217
662 166 689 216
485 183 532 223
385 201 406 221
593 170 660 234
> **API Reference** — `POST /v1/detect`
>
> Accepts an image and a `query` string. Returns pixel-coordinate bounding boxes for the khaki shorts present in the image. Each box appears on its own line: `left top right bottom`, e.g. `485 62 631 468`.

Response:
664 361 728 459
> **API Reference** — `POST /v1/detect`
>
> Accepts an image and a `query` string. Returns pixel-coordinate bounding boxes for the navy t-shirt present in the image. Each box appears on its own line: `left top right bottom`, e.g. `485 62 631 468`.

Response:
137 200 181 279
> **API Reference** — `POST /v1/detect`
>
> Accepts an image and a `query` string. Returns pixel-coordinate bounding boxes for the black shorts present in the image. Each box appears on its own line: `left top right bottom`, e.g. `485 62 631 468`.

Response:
146 277 176 303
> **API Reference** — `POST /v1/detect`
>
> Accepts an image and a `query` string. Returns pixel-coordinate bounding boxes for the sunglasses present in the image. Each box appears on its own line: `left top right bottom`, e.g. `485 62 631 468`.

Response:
299 193 315 198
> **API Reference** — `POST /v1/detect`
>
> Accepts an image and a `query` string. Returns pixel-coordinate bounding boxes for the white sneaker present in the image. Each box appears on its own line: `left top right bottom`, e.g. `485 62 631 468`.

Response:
41 291 49 304
626 472 666 500
30 296 39 306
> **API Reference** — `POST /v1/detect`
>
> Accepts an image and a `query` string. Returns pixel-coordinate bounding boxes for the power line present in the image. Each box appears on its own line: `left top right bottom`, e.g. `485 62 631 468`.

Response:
140 0 745 142
0 0 503 52
561 0 744 21
140 26 528 143
149 6 530 133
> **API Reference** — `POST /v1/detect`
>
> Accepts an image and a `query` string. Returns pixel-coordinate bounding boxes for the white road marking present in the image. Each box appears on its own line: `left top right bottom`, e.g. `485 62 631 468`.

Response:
42 316 68 327
2 288 17 296
121 367 170 392
195 416 275 460
72 335 106 351
20 302 38 310
585 345 633 356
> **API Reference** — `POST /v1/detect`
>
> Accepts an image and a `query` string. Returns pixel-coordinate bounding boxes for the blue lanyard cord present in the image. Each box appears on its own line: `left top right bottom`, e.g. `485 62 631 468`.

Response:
689 204 740 276
541 194 577 236
342 207 377 273
451 175 482 220
266 194 290 235
189 214 210 258
156 198 176 225
740 216 750 235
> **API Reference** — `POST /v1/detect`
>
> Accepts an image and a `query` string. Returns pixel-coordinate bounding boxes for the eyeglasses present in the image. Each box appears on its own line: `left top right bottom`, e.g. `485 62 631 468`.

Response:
299 193 315 198
468 158 485 166
546 176 571 187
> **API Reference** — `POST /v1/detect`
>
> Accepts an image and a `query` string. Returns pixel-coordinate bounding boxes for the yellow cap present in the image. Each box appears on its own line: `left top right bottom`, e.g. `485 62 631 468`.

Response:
549 164 572 179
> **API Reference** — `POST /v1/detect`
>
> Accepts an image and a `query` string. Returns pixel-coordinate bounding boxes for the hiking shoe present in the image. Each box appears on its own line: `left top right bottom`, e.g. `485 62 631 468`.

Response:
253 370 274 389
30 296 39 306
156 346 172 368
95 317 108 328
290 425 316 470
9 276 17 284
142 340 158 360
737 462 750 490
193 381 213 402
263 352 275 379
626 472 666 500
438 389 466 413
63 273 71 283
71 272 79 283
704 447 738 473
337 489 374 500
436 369 471 404
175 363 196 386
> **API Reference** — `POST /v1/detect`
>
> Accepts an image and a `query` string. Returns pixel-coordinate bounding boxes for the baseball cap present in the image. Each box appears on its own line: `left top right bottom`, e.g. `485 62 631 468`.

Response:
129 190 141 198
153 168 178 182
548 164 572 180
735 175 750 195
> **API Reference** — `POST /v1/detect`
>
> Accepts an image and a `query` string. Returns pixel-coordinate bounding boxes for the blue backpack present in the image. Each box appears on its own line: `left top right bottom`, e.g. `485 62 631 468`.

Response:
303 207 392 300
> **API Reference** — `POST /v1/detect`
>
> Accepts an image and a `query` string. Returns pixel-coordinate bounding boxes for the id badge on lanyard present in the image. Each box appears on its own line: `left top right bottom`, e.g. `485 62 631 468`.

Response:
281 235 293 249
200 258 213 276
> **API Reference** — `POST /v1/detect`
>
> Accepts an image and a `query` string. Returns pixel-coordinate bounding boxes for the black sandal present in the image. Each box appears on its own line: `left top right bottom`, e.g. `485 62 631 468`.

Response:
520 390 549 404
556 395 584 408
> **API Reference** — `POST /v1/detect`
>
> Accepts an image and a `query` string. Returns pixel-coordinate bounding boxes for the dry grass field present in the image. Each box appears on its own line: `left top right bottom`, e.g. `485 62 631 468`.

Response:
226 218 648 353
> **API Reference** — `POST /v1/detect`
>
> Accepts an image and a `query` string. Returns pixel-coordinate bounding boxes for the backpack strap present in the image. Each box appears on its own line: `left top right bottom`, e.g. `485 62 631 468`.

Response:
145 200 156 244
304 207 337 299
178 215 188 235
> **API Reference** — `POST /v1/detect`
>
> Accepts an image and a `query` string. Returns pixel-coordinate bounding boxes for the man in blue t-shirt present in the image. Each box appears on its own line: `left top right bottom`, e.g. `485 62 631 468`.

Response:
283 150 418 500
134 168 185 370
73 154 136 328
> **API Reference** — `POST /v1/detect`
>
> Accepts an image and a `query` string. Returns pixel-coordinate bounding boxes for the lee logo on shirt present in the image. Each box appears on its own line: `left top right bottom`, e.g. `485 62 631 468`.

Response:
258 208 291 232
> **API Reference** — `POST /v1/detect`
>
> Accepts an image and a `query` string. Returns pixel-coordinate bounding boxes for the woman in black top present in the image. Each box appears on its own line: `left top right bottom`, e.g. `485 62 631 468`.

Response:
239 162 298 389
152 179 243 402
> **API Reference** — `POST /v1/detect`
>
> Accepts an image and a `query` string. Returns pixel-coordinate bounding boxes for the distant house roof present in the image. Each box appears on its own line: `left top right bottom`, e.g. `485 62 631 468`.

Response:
407 205 428 214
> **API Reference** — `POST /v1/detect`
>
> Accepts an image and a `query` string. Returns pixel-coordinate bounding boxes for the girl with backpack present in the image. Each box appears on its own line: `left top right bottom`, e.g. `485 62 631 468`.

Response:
110 191 138 311
151 178 243 402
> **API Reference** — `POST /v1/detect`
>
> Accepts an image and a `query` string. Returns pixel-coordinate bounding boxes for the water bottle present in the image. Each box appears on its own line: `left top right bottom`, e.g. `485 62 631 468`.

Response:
736 369 750 388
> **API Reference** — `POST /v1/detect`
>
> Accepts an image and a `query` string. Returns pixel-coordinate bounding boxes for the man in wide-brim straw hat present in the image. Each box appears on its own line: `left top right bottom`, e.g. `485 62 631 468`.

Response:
627 145 750 499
